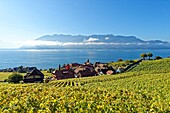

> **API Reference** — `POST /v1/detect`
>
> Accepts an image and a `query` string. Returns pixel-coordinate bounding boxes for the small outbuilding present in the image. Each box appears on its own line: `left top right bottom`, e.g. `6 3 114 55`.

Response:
23 68 44 83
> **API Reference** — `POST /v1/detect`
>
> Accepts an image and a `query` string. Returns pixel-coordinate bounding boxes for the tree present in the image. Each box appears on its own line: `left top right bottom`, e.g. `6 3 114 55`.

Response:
129 60 135 63
140 53 147 60
48 68 55 73
117 59 123 62
8 73 23 83
147 53 153 60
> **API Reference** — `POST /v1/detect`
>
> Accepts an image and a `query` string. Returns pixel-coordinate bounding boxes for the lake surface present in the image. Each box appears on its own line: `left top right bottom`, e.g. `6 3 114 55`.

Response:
0 49 170 69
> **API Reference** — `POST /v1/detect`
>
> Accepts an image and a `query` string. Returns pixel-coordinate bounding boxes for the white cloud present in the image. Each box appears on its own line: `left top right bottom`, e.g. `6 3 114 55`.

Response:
85 42 107 45
62 42 84 46
20 40 111 47
105 37 109 40
24 40 62 46
84 37 99 42
3 39 154 48
21 40 85 47
14 40 60 48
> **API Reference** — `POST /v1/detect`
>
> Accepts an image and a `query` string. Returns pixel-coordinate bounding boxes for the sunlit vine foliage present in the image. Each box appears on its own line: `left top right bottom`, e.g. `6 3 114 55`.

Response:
0 58 170 112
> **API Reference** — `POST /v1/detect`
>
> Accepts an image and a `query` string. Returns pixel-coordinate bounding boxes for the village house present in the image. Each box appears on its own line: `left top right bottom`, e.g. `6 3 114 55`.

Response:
94 62 116 75
23 68 44 83
96 67 116 75
94 62 107 68
51 60 116 80
69 63 81 69
74 65 97 77
84 59 93 66
116 67 125 73
77 68 97 77
52 69 75 80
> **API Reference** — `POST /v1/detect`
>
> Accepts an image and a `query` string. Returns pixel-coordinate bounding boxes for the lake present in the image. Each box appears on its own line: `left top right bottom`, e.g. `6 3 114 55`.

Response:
0 49 169 69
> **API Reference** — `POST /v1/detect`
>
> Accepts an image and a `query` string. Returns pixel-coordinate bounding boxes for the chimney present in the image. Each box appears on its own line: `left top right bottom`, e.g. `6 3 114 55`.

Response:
59 64 61 70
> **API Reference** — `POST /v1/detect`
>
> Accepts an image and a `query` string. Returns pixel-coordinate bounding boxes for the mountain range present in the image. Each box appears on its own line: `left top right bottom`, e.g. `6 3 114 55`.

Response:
21 34 170 49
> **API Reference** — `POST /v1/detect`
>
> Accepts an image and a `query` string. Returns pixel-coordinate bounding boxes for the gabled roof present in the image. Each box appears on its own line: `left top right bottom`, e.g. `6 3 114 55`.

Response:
78 69 96 77
74 65 94 74
69 63 81 67
25 68 44 77
53 69 75 79
53 69 75 76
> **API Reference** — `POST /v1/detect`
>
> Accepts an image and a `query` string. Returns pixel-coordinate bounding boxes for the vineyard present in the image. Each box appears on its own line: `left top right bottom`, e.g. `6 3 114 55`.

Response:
0 58 170 112
130 58 170 74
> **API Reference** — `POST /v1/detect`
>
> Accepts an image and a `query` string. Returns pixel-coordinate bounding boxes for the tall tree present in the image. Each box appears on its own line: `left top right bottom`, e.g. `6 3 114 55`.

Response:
147 53 153 59
140 53 147 60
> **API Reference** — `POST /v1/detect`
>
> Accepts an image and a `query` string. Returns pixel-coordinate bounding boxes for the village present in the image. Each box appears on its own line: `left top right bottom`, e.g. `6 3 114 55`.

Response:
2 52 159 83
0 58 144 83
0 52 162 83
22 58 144 83
23 59 117 83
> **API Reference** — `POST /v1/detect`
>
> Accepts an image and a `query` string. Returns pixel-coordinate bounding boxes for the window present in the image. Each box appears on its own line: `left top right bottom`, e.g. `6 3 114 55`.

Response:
26 76 34 79
35 75 41 78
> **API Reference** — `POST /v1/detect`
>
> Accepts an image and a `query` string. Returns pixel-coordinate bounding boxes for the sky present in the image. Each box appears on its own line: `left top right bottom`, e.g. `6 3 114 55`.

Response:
0 0 170 48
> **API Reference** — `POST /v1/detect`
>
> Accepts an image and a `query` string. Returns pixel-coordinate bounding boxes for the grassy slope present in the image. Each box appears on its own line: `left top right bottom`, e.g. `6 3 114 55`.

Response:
0 71 52 81
130 58 170 74
0 72 12 81
0 58 170 112
0 72 27 82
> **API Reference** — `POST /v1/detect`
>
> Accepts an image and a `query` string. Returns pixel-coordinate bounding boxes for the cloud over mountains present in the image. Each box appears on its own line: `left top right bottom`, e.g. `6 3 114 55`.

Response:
21 34 170 49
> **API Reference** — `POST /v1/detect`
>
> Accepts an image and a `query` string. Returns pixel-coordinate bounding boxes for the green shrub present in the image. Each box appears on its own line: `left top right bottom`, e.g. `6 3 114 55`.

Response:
8 73 23 83
129 60 135 63
4 79 8 82
117 59 123 62
155 56 162 60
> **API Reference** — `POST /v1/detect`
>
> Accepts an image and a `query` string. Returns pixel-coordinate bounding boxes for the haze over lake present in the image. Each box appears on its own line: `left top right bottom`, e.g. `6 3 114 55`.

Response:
0 49 169 69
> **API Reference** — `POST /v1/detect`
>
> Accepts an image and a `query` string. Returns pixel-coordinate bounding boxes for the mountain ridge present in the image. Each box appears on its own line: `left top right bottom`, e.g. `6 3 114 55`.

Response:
37 34 145 43
21 34 170 49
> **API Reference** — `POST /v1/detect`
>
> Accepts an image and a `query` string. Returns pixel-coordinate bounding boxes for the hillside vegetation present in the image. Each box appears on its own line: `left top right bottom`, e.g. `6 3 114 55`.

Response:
0 72 12 82
0 58 170 112
130 58 170 74
0 71 52 82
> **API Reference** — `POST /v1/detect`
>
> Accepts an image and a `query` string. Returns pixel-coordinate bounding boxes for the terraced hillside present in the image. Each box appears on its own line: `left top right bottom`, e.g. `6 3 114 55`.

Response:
0 59 170 112
130 58 170 74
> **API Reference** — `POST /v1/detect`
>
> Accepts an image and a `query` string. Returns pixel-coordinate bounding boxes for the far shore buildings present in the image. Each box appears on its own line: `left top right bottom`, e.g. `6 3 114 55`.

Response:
0 66 36 73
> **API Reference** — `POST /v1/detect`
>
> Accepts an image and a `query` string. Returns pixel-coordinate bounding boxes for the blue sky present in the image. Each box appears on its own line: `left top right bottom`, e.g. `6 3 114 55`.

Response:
0 0 170 48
